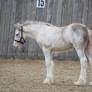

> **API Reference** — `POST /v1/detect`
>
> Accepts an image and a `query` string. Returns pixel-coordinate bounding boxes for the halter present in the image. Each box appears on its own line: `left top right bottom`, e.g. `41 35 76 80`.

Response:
15 26 26 44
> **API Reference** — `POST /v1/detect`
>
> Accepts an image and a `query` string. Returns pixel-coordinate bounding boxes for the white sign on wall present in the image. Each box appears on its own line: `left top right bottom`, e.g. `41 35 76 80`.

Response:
36 0 45 8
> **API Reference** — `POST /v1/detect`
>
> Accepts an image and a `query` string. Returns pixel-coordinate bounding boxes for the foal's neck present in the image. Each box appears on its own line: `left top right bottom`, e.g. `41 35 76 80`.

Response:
23 24 39 39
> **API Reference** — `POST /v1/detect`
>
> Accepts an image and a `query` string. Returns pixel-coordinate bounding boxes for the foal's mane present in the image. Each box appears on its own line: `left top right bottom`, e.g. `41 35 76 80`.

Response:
23 21 54 27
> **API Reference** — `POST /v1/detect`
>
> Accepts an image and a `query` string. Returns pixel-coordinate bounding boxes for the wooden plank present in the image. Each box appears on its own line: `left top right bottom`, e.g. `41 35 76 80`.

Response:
15 0 23 23
67 0 73 24
0 0 3 56
51 0 58 25
87 0 92 29
72 0 83 23
7 0 16 58
0 0 2 25
61 0 70 26
36 0 47 22
56 0 63 26
0 0 11 57
81 0 88 25
46 0 53 23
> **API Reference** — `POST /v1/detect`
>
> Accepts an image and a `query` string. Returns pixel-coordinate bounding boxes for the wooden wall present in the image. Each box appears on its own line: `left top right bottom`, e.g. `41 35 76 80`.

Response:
0 0 92 60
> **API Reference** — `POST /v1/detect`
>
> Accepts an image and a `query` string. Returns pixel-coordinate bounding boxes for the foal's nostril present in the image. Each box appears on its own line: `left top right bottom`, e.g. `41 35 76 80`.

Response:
13 42 20 48
13 45 19 48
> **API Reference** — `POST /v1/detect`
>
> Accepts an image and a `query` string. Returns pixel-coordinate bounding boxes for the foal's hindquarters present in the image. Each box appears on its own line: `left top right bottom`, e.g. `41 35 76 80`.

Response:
71 25 89 85
42 23 91 85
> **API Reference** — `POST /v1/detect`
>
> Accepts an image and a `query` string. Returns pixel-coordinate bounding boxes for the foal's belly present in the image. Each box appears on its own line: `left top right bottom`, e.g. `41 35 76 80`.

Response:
49 38 73 52
51 43 73 52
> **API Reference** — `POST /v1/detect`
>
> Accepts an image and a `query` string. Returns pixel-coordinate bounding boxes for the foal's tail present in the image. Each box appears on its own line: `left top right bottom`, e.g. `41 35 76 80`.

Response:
88 29 92 44
85 28 92 62
86 29 92 49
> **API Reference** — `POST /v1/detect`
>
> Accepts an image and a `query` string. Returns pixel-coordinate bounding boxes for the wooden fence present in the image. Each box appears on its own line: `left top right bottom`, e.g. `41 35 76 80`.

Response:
0 0 92 60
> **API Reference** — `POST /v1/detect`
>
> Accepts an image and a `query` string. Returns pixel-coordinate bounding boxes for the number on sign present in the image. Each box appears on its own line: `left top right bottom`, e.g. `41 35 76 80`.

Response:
36 0 45 8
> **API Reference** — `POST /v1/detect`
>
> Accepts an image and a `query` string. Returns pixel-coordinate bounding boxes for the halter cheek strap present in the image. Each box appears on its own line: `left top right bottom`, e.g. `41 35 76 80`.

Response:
15 26 26 44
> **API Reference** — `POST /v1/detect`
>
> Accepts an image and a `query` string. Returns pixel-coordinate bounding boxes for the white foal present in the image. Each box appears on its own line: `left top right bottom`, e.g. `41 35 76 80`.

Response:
13 21 92 85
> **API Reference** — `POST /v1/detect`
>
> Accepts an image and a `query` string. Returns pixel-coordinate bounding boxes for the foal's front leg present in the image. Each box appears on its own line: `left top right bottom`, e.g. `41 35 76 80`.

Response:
42 47 54 84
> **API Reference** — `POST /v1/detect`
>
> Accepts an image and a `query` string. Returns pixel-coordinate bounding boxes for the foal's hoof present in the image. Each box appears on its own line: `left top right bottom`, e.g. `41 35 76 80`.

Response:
43 79 51 84
43 78 53 84
74 81 86 85
89 82 92 85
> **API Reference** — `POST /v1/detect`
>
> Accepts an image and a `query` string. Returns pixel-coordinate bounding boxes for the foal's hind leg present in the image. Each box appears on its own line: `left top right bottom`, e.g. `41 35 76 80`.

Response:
74 47 87 85
42 47 54 84
87 55 92 85
86 49 92 85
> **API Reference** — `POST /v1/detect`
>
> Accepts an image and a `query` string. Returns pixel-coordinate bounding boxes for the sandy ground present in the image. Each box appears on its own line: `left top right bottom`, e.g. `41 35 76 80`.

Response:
0 59 92 92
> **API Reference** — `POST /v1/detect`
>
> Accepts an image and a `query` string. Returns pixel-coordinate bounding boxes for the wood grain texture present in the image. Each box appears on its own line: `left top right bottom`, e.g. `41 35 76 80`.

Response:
0 0 92 60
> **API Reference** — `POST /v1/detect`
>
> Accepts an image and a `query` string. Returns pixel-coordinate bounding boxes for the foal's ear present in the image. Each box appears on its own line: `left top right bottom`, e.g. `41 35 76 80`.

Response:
14 23 22 30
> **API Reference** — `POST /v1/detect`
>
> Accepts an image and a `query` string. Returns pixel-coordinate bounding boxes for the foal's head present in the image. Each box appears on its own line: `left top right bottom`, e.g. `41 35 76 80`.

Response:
13 23 26 49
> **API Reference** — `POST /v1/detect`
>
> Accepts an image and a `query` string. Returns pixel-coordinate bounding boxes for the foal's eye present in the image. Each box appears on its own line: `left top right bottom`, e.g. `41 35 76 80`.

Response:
16 34 19 36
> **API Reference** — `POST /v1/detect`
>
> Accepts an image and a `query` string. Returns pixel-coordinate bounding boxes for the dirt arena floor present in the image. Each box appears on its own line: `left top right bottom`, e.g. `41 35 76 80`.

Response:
0 59 92 92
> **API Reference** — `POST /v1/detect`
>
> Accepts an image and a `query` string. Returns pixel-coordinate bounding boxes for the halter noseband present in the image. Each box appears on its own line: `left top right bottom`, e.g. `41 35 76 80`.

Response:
15 26 26 44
